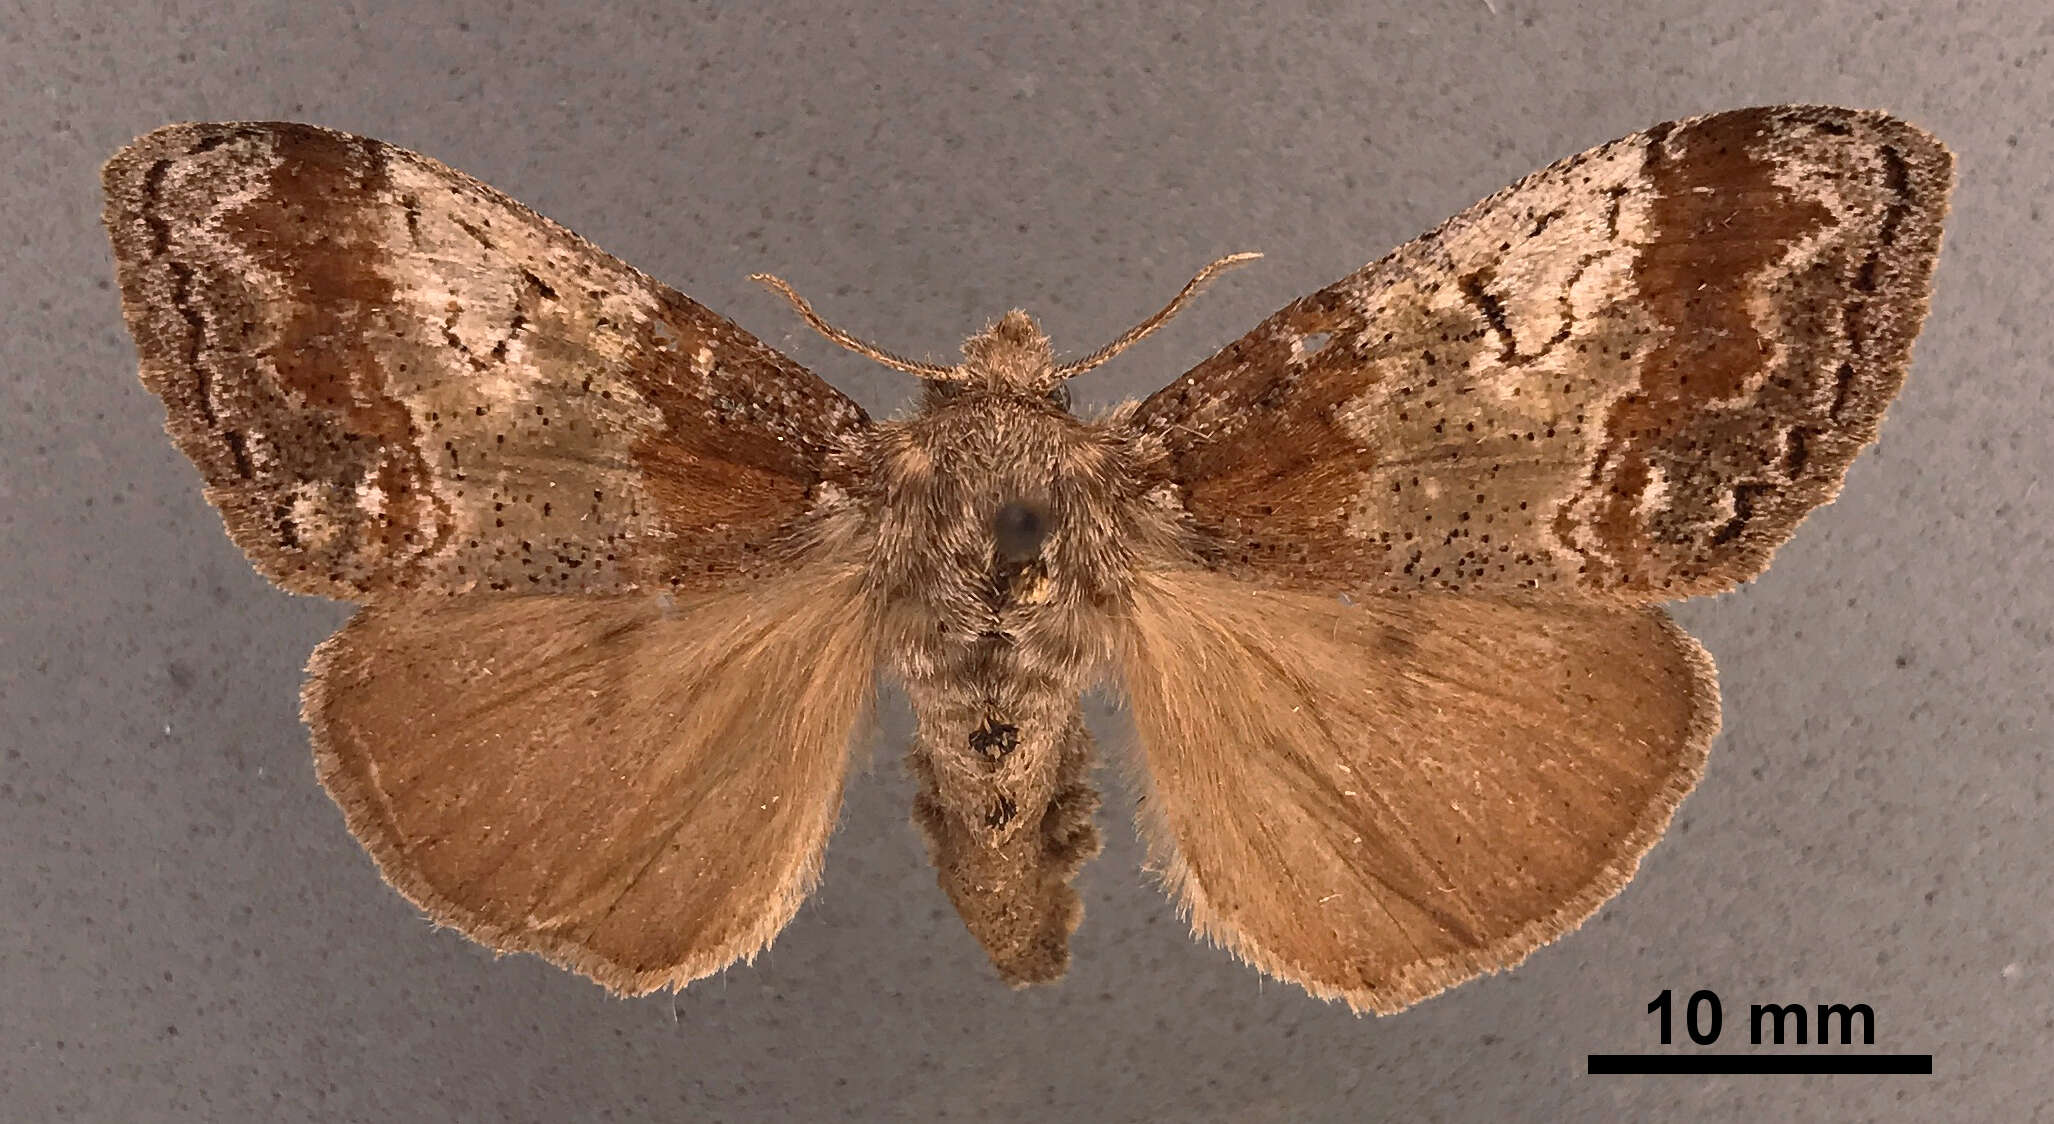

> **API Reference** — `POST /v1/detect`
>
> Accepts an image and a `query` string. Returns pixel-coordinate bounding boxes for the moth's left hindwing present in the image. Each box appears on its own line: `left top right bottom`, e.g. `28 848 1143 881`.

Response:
305 566 876 994
104 122 870 598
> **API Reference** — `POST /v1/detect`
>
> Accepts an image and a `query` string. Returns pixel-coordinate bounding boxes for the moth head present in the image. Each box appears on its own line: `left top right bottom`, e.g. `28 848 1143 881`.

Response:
749 251 1261 404
957 309 1060 399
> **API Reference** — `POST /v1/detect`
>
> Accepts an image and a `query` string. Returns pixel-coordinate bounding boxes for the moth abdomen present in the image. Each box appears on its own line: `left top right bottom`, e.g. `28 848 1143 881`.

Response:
904 703 1104 987
968 716 1021 762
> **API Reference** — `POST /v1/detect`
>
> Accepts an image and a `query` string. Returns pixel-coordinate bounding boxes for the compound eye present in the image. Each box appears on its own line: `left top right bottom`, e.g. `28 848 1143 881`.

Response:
1045 383 1072 411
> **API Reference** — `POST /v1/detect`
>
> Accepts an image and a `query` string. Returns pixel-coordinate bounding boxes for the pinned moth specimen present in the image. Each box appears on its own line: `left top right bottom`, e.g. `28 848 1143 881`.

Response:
103 106 1950 1012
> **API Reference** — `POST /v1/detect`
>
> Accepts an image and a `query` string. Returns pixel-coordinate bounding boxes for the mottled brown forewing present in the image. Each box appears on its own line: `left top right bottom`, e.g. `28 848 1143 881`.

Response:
1134 106 1951 601
103 122 869 598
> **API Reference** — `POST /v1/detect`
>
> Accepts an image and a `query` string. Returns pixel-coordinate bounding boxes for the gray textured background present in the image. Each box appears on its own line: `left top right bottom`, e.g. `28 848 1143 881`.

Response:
4 1 2048 1120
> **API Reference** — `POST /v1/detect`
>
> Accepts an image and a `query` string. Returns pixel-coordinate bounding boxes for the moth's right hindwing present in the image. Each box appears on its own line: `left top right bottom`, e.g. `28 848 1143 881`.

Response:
103 122 870 600
1117 569 1718 1014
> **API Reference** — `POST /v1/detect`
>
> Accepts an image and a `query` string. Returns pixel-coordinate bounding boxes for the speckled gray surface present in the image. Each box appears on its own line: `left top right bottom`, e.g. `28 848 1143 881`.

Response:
4 1 2048 1120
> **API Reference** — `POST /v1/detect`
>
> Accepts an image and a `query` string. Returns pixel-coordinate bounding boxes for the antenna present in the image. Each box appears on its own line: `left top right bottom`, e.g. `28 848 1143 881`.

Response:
1052 252 1262 380
750 273 959 379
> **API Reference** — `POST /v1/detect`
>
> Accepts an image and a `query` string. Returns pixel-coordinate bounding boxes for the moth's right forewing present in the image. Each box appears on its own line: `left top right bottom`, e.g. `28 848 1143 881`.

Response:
1117 570 1717 1013
104 122 869 600
1135 106 1950 601
304 565 878 994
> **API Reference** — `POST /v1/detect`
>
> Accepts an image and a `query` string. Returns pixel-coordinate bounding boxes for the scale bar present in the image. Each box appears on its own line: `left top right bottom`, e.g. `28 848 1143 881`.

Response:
1588 1054 1931 1075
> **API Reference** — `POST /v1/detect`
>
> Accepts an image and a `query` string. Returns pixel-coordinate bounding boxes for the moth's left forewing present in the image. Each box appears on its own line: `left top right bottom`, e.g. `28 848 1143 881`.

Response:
1135 107 1952 601
103 122 870 599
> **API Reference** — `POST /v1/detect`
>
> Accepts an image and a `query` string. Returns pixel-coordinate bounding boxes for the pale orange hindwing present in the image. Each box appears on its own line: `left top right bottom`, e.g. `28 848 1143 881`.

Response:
305 567 876 993
1134 106 1952 602
104 122 870 599
1119 568 1718 1014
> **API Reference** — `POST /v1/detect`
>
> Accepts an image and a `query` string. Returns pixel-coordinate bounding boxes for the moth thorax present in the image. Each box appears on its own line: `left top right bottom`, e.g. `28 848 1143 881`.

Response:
960 310 1057 391
993 499 1052 564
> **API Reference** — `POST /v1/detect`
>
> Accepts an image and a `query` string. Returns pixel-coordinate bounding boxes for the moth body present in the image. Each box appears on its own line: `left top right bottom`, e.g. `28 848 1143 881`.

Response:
861 311 1168 982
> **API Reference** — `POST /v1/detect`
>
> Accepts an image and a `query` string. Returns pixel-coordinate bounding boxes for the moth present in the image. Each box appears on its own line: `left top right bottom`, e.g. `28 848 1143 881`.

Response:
103 106 1950 1013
